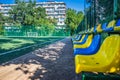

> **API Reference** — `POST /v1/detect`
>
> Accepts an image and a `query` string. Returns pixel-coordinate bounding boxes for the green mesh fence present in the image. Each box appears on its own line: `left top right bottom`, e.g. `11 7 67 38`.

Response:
76 0 120 33
3 25 70 37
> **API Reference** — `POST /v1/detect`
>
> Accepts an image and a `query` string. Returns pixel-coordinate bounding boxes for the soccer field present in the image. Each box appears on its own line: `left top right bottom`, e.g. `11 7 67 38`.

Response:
0 36 65 64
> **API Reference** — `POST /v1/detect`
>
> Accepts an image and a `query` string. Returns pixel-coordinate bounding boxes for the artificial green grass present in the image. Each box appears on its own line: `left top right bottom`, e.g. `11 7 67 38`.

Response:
0 37 64 53
0 37 65 64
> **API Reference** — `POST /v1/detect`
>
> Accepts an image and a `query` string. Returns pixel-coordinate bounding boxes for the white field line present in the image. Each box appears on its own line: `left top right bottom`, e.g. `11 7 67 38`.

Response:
0 40 58 56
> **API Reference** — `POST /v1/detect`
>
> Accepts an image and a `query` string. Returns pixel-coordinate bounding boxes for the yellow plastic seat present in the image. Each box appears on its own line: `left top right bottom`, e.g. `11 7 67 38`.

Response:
107 20 116 28
88 27 94 33
96 24 103 33
74 34 93 48
75 35 120 74
114 27 120 31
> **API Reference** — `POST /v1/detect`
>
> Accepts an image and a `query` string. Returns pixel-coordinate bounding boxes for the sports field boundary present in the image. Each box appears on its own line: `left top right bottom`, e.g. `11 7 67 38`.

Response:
0 39 62 56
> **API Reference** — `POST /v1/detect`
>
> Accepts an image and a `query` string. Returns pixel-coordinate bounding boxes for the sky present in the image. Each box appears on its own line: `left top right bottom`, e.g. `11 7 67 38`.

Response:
0 0 84 12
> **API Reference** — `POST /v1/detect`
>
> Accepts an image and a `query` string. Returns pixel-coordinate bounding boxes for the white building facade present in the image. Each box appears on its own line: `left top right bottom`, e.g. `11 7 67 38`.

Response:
0 4 15 16
0 1 66 26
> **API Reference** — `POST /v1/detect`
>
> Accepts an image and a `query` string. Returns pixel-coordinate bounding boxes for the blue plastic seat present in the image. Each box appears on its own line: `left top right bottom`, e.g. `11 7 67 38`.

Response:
72 35 79 41
74 34 101 55
73 34 88 45
101 22 113 32
116 19 120 26
102 23 108 30
72 34 82 41
114 19 120 31
102 20 116 32
93 26 97 32
75 34 82 41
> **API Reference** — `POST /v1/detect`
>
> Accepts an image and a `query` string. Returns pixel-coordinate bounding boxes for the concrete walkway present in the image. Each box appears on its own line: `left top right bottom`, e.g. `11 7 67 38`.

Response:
0 38 76 80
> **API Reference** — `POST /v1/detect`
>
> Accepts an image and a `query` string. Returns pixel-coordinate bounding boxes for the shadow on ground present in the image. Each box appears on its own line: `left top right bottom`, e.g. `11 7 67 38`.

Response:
0 38 76 80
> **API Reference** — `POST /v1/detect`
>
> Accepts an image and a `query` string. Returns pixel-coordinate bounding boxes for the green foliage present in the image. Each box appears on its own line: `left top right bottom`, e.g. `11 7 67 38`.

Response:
48 18 57 26
86 0 115 25
65 8 84 35
8 0 56 36
9 0 35 25
116 0 120 20
98 0 114 22
0 24 4 35
0 13 7 24
0 13 5 35
76 0 117 32
15 0 20 4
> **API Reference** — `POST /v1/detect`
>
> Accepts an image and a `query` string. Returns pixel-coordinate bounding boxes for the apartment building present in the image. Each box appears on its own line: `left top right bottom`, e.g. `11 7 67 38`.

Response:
0 4 15 16
0 1 66 26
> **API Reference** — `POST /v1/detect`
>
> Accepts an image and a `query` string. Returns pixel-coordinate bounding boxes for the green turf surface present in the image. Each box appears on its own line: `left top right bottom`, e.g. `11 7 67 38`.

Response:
0 36 65 64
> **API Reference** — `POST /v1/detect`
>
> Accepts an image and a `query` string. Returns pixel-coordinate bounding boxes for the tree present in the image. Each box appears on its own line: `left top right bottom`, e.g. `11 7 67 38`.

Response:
87 0 114 23
9 1 26 25
9 0 56 36
65 8 84 35
15 0 20 4
0 13 4 35
32 7 47 26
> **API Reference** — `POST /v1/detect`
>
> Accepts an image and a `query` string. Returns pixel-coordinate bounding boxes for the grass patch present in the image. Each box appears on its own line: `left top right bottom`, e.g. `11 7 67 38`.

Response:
0 37 64 53
0 37 65 64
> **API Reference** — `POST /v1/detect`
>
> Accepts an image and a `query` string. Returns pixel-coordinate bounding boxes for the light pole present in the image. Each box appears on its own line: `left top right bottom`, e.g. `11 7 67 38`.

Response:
94 0 96 26
113 0 117 19
84 0 87 30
